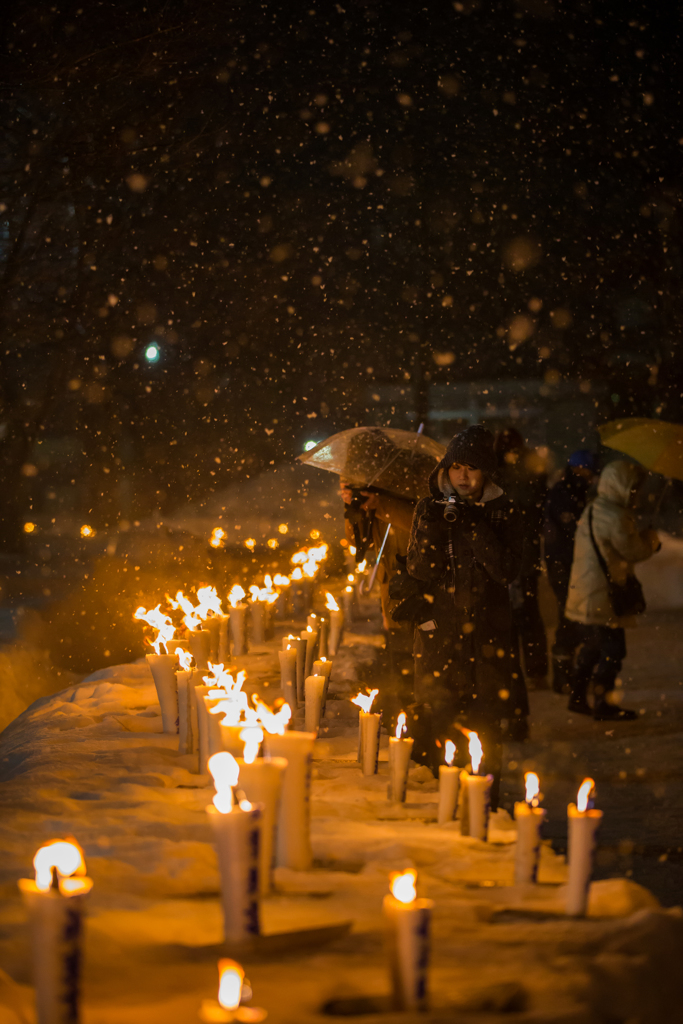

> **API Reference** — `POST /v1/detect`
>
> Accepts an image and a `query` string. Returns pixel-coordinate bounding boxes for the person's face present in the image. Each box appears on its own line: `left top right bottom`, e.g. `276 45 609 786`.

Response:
447 462 485 499
572 466 595 483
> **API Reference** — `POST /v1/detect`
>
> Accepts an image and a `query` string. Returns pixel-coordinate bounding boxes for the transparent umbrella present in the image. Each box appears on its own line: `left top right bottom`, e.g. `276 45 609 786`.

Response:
298 427 445 502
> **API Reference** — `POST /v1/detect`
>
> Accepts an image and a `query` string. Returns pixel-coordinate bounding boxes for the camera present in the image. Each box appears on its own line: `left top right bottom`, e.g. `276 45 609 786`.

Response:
433 496 464 522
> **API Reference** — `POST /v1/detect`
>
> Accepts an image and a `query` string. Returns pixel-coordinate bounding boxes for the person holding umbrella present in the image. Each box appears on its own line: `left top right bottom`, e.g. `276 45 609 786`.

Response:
405 425 524 806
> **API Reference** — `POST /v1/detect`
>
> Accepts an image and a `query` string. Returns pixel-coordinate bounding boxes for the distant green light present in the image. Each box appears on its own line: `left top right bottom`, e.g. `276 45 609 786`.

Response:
304 440 317 452
145 343 160 363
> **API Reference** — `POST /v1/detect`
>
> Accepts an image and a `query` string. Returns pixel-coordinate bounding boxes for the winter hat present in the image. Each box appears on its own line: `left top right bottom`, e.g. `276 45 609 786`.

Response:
567 449 599 473
441 425 497 476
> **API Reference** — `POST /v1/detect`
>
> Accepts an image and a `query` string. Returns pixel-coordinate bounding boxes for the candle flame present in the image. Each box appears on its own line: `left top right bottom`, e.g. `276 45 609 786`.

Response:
134 604 175 655
444 740 456 766
357 560 367 573
240 726 264 764
525 772 540 805
389 868 417 905
347 573 355 583
203 664 247 696
196 585 223 618
34 840 86 892
291 543 328 578
228 584 246 608
253 696 291 735
209 526 226 549
325 592 340 612
217 959 244 1011
468 731 483 775
168 590 203 632
273 574 290 587
395 711 406 739
351 689 379 714
176 648 193 671
80 524 95 538
576 777 594 813
208 752 239 814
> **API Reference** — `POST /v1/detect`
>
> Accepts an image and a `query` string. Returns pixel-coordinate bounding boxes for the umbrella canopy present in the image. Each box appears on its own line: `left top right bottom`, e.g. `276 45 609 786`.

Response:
599 418 683 482
299 427 446 502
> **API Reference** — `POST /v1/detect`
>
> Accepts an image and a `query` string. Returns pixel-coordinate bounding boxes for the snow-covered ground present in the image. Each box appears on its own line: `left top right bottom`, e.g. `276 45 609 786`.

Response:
0 613 682 1023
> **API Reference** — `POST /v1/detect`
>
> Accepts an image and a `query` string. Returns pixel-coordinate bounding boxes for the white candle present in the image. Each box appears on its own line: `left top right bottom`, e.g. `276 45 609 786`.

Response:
304 675 326 735
566 778 602 916
302 627 318 680
359 711 381 776
514 772 545 885
229 604 248 657
383 869 433 1012
277 648 297 714
218 616 230 664
459 772 493 840
19 841 93 1024
194 685 215 774
204 615 222 663
176 666 198 754
188 629 211 670
437 741 459 826
145 652 178 734
306 613 318 630
342 587 354 620
282 635 305 705
388 713 413 804
236 757 287 895
317 617 329 660
263 731 315 870
324 594 344 655
250 602 267 645
312 657 333 715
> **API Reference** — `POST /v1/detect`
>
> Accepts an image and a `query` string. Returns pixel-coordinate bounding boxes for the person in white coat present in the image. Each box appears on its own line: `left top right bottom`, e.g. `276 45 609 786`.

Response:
565 459 660 721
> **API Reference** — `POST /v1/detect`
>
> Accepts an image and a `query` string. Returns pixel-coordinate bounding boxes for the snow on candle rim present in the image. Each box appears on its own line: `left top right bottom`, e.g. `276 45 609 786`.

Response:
134 604 175 655
576 777 595 813
444 740 456 767
389 868 417 905
395 711 407 740
217 959 244 1011
351 689 379 714
240 726 264 764
177 647 193 671
525 771 540 806
228 584 246 608
34 840 85 892
253 696 291 735
208 752 239 813
325 592 340 612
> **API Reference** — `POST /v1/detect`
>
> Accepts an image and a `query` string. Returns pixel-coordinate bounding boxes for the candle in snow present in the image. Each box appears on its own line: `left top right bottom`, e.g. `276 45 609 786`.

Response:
514 772 545 885
306 612 318 631
263 729 315 870
145 652 179 734
302 626 319 680
195 684 226 773
566 777 602 917
19 839 93 1024
351 689 381 776
459 731 493 841
388 712 413 803
325 592 344 655
383 868 434 1012
437 740 460 825
312 657 333 714
195 586 226 663
277 646 297 715
304 674 326 734
228 586 249 657
175 648 195 754
237 729 286 896
199 958 267 1023
342 584 355 621
189 628 211 670
317 616 329 660
207 753 262 946
249 597 267 646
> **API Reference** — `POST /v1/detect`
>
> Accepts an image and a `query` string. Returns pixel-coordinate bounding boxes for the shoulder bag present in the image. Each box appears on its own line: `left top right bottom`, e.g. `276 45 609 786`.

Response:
588 507 646 618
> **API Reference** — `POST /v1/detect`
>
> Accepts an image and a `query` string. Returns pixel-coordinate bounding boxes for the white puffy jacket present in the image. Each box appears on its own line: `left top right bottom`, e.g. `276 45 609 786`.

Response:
565 460 659 627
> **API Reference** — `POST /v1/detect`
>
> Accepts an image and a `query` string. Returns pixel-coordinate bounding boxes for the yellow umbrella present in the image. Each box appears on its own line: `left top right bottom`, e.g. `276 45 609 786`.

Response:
599 418 683 481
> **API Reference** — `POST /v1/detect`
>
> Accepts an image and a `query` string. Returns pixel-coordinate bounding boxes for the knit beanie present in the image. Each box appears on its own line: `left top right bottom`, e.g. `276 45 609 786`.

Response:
441 425 496 476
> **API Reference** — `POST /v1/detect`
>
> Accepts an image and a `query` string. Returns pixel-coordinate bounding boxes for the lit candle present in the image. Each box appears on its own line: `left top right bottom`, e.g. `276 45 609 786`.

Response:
195 684 219 773
218 616 230 665
302 626 318 680
249 599 267 646
263 730 315 870
514 772 545 885
437 741 459 826
19 840 93 1024
304 674 326 735
566 777 602 916
312 657 333 715
383 868 434 1012
388 712 413 803
196 587 227 663
175 648 195 754
306 612 318 630
282 635 305 705
342 584 354 621
199 958 268 1023
459 731 493 841
325 593 344 655
351 689 381 776
189 628 211 670
145 652 178 734
317 616 329 660
237 731 287 896
207 753 262 946
228 586 249 657
277 646 297 714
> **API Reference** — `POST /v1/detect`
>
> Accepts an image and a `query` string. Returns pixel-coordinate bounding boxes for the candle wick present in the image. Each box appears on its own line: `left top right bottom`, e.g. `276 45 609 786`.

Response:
51 865 60 891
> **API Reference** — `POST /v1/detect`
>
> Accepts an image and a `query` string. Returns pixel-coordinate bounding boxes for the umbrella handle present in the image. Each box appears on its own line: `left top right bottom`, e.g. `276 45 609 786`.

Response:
360 523 392 595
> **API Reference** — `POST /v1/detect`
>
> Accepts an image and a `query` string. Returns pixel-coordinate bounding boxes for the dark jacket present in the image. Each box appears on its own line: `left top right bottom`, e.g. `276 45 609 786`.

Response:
543 470 591 568
495 452 547 576
406 467 524 730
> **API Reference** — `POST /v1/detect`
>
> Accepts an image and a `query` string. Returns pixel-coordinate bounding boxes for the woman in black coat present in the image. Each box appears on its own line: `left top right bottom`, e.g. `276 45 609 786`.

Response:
405 425 524 805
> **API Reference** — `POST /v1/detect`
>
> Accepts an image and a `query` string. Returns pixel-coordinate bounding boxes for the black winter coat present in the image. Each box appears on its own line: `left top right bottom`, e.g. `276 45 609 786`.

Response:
406 468 524 732
543 471 590 567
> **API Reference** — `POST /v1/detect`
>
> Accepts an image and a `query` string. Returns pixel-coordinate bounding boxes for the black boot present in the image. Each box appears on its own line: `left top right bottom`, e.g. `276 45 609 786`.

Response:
568 673 592 715
552 655 573 695
593 701 637 721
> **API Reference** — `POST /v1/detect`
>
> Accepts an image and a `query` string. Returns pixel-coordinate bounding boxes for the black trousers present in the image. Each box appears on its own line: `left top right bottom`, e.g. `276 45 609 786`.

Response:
573 624 627 700
546 558 582 660
511 573 548 680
